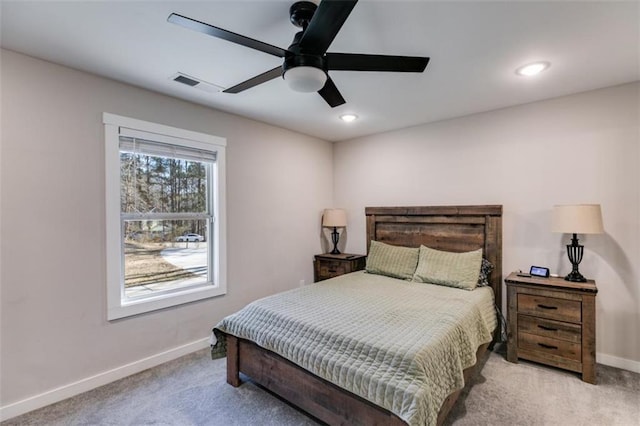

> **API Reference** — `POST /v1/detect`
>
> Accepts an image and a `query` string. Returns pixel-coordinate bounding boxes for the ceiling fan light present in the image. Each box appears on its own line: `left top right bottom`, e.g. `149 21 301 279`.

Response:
284 66 327 92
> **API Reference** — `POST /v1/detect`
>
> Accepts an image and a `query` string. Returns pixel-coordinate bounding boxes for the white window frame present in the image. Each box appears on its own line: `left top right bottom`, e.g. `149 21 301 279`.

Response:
104 113 227 320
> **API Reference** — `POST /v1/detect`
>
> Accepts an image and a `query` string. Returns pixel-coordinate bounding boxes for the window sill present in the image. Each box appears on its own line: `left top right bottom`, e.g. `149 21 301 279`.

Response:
108 284 225 320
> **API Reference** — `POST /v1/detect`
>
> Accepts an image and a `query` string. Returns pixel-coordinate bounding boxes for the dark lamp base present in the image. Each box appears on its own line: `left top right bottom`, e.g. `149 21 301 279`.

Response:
565 233 588 282
329 226 341 255
565 271 587 282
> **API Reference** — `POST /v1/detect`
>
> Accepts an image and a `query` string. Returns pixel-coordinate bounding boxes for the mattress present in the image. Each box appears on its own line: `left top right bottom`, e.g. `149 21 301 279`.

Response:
212 270 497 426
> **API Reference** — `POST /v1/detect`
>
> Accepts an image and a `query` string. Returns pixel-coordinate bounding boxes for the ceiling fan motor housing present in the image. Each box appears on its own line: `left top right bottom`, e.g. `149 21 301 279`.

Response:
284 50 325 73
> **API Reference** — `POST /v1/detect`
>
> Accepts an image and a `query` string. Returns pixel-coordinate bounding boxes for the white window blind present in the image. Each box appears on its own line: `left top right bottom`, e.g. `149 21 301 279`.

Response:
119 136 217 163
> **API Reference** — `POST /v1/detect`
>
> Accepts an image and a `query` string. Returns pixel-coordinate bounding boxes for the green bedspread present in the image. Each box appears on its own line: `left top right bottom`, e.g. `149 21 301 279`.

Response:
212 271 496 426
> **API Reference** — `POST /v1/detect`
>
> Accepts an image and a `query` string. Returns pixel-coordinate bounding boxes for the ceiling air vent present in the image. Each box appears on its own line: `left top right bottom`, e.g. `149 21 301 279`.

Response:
170 72 223 93
174 74 199 86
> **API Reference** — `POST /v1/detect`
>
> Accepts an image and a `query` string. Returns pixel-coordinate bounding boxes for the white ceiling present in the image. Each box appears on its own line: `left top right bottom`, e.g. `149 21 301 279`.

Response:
1 1 638 141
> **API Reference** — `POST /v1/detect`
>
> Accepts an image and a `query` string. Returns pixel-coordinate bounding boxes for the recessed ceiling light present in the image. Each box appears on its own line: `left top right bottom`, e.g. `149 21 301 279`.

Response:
515 61 550 77
340 114 358 123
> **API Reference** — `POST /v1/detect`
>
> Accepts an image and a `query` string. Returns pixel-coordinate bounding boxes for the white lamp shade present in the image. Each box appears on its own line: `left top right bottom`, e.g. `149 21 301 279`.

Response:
284 66 327 92
322 209 347 228
552 204 604 234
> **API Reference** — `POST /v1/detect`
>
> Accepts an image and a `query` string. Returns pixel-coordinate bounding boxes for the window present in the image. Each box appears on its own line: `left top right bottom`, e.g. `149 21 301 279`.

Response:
104 113 226 320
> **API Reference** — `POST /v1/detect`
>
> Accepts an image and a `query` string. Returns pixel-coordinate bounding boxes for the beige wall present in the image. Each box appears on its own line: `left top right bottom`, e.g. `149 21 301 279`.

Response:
333 82 640 368
0 49 333 405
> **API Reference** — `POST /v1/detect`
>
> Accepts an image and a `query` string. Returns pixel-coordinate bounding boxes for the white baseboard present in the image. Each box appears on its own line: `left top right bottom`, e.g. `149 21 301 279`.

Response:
0 337 210 422
597 352 640 374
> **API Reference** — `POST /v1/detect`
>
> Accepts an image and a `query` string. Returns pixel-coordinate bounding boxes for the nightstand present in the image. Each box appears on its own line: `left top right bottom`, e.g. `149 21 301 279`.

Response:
505 272 598 383
313 253 366 282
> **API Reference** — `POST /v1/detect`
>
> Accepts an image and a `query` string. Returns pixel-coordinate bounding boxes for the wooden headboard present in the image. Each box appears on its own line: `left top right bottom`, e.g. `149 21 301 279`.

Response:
365 205 503 328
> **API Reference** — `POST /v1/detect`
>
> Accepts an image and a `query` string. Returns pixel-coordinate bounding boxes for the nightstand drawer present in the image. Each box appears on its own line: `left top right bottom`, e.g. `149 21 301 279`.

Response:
319 261 347 278
518 314 581 343
518 294 581 323
313 254 366 282
518 331 582 361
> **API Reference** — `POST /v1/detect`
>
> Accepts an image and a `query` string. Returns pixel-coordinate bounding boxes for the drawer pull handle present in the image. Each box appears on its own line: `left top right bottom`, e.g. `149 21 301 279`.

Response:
328 269 337 273
538 343 558 350
538 325 558 331
537 304 558 310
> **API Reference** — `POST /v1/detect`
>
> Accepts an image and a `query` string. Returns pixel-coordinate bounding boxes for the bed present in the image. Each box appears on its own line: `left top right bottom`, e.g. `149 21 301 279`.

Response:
213 205 502 425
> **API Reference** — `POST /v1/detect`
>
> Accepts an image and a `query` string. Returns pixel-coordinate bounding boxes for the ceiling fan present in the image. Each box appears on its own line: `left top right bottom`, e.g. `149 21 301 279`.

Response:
168 0 429 108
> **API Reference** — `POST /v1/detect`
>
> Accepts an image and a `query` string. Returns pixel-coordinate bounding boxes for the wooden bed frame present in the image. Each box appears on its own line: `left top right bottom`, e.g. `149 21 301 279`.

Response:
225 205 503 425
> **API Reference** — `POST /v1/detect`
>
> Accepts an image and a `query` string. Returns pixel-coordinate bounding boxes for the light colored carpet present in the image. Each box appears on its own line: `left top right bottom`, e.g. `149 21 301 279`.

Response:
3 345 639 425
445 346 639 426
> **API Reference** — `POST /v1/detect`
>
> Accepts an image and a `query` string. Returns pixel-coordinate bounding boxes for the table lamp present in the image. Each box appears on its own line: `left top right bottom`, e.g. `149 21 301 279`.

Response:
322 209 347 254
552 204 604 282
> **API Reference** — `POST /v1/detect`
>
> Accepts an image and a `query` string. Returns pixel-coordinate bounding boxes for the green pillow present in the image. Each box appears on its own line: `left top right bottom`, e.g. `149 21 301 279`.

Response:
413 245 483 290
366 240 419 280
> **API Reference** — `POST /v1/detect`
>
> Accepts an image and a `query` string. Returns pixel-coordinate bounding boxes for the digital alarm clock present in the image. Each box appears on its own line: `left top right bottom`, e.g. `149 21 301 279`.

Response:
530 266 550 278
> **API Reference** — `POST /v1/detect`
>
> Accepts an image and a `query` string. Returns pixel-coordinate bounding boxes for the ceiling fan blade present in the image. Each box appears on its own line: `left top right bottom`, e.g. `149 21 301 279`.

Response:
298 0 358 54
168 13 287 58
318 77 346 108
326 53 430 72
223 66 283 93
